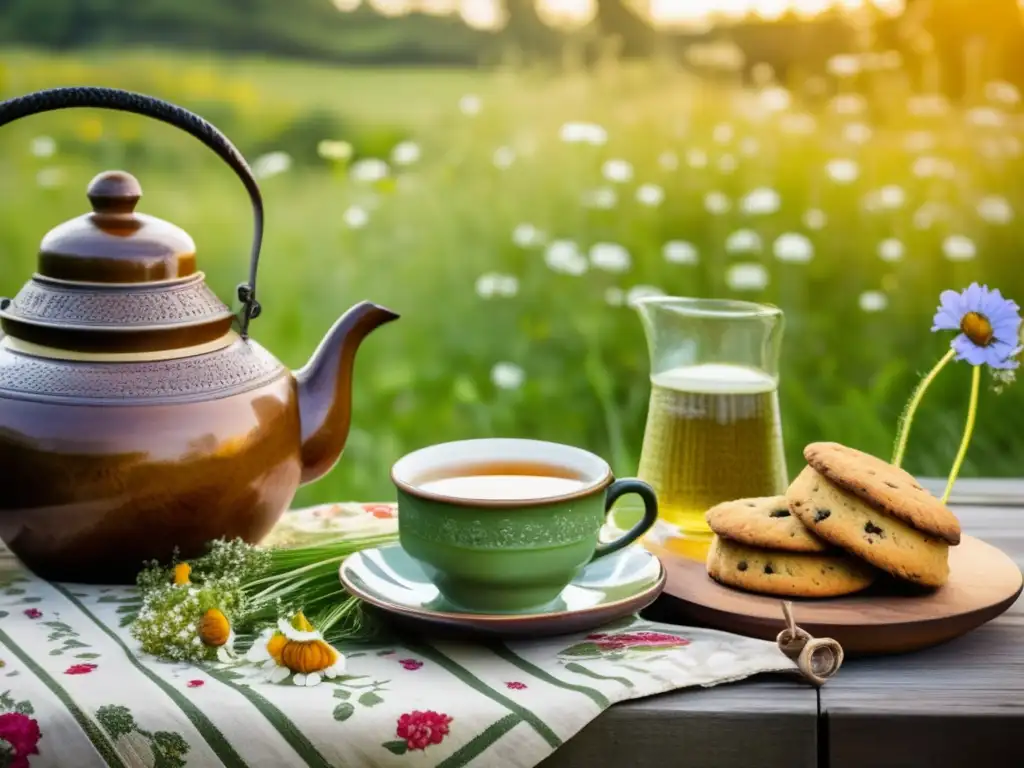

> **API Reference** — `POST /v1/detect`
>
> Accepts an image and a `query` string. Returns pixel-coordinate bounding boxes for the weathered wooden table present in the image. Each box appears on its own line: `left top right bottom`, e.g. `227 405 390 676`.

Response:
542 478 1023 768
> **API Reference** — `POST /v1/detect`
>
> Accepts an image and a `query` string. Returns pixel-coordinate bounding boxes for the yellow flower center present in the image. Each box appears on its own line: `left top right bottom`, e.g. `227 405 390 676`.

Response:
961 312 994 346
173 563 191 585
197 608 231 647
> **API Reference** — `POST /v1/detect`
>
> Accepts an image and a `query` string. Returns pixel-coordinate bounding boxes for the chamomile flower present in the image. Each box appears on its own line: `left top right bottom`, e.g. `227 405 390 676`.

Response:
244 612 346 687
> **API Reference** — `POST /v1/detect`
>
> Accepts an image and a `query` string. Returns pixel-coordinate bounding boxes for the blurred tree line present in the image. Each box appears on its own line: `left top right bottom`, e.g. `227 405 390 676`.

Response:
1 0 1022 95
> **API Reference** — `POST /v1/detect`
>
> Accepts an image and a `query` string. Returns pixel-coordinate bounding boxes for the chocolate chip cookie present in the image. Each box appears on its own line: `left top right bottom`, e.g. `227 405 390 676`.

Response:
706 535 878 598
705 495 829 553
787 464 950 587
803 441 961 545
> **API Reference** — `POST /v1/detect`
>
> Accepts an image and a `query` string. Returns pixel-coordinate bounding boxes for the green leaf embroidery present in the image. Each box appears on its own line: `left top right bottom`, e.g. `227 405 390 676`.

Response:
19 597 41 604
358 692 383 707
14 702 33 716
3 588 24 596
382 740 408 755
333 689 350 700
63 640 88 650
557 642 603 658
96 704 136 739
48 650 62 656
42 622 72 632
75 653 101 660
332 703 355 722
0 611 7 619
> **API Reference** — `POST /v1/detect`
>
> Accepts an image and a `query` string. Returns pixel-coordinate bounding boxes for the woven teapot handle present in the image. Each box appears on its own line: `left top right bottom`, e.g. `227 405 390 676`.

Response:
0 86 264 337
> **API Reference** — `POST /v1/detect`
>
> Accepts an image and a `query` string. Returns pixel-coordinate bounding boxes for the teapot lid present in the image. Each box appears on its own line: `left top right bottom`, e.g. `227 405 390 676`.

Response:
0 170 236 359
39 170 198 283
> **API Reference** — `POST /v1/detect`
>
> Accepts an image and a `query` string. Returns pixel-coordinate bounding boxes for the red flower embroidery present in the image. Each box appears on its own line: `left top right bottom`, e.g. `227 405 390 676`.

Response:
505 681 527 690
363 503 397 519
187 680 205 688
0 712 42 768
396 710 452 751
399 659 423 671
585 631 689 652
64 663 97 675
22 609 41 620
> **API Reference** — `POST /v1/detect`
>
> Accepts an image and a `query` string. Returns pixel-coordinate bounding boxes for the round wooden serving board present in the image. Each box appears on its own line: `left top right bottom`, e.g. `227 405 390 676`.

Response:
647 534 1023 656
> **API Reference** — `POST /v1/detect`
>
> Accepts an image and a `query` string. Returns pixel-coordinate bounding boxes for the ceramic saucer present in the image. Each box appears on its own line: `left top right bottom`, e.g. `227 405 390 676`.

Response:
339 543 666 639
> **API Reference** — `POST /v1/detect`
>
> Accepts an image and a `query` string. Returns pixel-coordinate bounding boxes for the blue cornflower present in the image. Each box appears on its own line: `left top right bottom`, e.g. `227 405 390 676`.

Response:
931 283 1022 369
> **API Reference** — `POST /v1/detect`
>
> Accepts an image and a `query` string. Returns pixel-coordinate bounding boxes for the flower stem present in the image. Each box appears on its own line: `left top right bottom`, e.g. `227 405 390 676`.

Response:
942 364 981 504
892 349 956 468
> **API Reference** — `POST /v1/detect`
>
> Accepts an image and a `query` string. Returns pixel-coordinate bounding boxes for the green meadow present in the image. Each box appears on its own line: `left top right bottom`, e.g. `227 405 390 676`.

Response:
1 48 1022 506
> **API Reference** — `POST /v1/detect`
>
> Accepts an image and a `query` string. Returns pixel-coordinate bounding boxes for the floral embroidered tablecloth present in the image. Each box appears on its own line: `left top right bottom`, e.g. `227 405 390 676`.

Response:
0 503 806 768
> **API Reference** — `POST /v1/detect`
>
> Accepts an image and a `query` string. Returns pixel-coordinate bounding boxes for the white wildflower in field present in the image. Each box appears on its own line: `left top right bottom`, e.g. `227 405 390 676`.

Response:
942 235 976 262
491 362 524 390
318 140 353 161
686 148 708 168
663 241 699 265
843 123 872 145
977 195 1013 225
602 159 634 183
350 158 389 183
658 151 679 171
903 130 935 154
966 107 1005 128
726 263 769 291
829 94 866 116
713 123 735 144
459 94 482 116
725 229 762 253
911 156 956 179
475 273 519 299
858 291 888 312
825 158 859 184
30 136 56 158
827 54 860 78
604 287 624 306
582 187 618 209
803 209 827 230
739 137 759 157
907 94 951 117
913 202 946 230
342 206 369 229
36 168 64 188
718 154 738 174
741 187 781 216
252 151 292 179
984 80 1020 106
773 233 813 263
704 191 731 215
878 239 904 262
493 146 516 169
636 184 665 206
560 122 608 146
627 285 666 307
590 243 632 273
512 223 545 248
390 141 421 166
759 86 791 113
544 240 588 275
779 112 816 135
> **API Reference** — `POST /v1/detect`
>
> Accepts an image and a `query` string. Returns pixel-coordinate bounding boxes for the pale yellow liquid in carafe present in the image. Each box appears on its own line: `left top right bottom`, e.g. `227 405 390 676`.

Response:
637 364 787 555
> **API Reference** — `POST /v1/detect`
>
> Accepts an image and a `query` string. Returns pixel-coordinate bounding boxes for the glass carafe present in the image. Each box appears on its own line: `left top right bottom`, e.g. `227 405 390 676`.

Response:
633 297 787 558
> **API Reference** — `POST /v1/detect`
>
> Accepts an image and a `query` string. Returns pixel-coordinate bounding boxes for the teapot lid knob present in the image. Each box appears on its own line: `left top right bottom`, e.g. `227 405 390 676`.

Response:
87 170 142 216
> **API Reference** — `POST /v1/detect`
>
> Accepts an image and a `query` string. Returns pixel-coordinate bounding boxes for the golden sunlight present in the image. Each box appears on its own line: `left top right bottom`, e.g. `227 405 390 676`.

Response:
536 0 597 29
460 0 506 29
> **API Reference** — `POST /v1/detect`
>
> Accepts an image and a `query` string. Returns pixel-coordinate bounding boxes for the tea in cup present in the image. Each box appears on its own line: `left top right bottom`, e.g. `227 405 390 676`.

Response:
390 438 659 613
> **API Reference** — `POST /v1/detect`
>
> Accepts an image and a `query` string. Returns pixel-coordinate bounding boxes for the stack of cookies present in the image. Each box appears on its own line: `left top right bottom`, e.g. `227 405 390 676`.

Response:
787 441 961 589
705 495 879 598
705 441 962 598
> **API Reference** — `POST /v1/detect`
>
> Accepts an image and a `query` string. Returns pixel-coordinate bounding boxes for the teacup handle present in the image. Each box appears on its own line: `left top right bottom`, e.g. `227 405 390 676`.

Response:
591 479 659 560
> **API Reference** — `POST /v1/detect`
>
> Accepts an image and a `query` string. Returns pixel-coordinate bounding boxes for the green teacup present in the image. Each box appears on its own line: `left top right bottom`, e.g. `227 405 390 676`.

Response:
391 438 659 613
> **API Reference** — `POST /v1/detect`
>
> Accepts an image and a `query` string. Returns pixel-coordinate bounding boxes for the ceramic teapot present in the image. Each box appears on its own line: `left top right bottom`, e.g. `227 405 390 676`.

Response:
0 87 399 583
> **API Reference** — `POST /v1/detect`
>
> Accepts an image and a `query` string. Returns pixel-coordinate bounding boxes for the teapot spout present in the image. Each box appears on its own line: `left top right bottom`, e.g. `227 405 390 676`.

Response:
295 301 399 484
